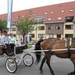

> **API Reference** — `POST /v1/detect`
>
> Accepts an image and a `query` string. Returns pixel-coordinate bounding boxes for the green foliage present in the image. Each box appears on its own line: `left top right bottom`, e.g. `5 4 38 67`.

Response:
0 19 7 31
16 11 37 43
28 45 32 49
16 15 36 35
16 19 35 35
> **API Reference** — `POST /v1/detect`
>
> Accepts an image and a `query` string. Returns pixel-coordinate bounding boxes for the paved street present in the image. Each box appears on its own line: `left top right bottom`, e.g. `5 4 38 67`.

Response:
0 54 74 75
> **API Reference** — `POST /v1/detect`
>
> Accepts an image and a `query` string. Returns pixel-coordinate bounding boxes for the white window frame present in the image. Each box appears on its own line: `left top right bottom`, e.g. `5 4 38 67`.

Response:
62 10 64 13
51 11 54 14
48 18 51 21
58 17 61 20
45 12 48 15
70 9 74 12
34 14 36 16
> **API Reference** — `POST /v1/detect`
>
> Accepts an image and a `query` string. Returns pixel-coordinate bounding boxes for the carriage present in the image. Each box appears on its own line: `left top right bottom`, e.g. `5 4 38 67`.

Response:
0 45 34 73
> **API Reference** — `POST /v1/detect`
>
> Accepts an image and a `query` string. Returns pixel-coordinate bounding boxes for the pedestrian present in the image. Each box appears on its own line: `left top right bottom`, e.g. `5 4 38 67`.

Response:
39 36 43 41
20 38 23 44
9 33 16 44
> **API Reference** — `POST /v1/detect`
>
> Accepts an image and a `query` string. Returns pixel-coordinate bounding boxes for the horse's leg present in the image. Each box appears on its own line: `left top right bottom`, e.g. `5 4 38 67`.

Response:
73 65 75 75
68 65 75 75
46 55 55 75
39 56 46 74
68 58 75 75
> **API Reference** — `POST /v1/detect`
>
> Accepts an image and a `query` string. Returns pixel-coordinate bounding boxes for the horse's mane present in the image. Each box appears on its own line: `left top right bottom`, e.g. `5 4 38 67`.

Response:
35 39 44 51
34 39 44 63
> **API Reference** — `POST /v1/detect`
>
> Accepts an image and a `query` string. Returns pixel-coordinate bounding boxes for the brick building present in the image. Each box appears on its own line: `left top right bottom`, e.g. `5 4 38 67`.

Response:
0 1 75 41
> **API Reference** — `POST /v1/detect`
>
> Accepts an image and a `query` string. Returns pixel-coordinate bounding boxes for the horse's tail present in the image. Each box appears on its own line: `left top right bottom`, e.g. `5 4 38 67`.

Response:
34 40 43 64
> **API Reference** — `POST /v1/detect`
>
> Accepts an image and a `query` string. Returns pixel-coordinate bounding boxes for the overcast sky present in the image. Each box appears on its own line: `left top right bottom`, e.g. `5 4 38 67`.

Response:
0 0 75 14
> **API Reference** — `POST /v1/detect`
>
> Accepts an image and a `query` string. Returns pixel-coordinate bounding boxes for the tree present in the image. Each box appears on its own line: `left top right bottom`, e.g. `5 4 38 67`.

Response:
0 19 7 31
16 11 36 43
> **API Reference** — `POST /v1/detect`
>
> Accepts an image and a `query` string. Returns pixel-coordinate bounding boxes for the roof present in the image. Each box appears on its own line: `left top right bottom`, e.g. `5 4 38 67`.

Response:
0 1 75 22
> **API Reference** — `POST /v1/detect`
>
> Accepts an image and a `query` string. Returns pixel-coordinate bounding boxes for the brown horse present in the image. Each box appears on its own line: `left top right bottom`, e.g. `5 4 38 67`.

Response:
34 38 75 75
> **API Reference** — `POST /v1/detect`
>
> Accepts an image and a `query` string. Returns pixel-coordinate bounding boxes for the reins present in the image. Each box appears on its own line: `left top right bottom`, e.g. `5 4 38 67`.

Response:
33 48 75 57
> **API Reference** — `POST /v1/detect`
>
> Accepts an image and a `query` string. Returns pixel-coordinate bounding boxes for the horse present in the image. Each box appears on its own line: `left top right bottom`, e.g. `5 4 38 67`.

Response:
34 38 75 75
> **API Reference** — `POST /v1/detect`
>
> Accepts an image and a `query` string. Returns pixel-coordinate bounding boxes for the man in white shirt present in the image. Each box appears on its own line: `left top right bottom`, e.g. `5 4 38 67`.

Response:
1 30 14 55
0 38 4 45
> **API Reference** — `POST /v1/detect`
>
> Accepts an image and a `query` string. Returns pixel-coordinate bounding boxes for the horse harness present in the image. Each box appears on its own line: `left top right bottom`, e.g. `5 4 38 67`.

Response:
66 38 71 58
47 38 71 58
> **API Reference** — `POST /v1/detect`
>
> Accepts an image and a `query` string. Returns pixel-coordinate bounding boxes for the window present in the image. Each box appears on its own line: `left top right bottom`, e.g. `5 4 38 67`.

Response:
48 25 52 30
48 18 51 21
58 17 61 20
70 9 74 12
65 16 74 22
65 25 73 29
38 26 44 30
44 12 48 15
32 19 37 23
34 14 36 16
32 18 44 24
62 10 64 13
57 34 61 38
11 28 16 31
12 22 16 26
65 34 73 38
51 12 54 14
55 25 60 30
49 34 53 38
30 34 34 38
38 34 44 38
38 19 43 24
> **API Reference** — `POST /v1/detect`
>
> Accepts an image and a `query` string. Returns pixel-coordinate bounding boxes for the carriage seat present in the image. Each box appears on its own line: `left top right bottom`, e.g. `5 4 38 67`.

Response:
0 45 6 49
0 45 7 55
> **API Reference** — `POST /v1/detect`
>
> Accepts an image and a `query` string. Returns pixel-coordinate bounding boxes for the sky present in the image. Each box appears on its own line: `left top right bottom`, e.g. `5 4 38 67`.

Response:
0 0 75 14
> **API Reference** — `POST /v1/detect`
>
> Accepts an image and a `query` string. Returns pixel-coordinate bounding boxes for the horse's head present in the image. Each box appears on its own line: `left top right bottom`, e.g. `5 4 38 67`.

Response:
35 39 44 50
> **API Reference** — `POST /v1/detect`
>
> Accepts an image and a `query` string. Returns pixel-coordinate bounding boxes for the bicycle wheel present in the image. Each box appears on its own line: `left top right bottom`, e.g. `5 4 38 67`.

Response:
5 58 17 73
23 54 34 67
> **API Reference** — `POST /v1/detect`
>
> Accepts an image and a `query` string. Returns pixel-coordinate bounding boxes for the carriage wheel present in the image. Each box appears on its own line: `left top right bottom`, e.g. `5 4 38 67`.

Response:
23 54 34 67
5 58 17 73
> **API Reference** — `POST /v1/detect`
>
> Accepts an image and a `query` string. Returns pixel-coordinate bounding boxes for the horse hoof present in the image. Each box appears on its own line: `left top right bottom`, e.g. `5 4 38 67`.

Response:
40 70 44 74
68 73 71 75
51 73 55 75
68 72 74 75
